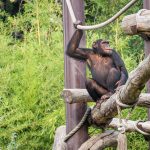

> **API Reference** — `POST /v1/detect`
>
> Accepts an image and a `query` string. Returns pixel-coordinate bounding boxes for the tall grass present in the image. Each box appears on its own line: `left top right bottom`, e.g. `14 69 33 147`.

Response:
0 0 148 149
0 1 65 149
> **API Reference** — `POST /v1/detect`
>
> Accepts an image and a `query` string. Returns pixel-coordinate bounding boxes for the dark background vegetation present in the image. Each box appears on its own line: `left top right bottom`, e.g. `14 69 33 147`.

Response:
0 0 148 149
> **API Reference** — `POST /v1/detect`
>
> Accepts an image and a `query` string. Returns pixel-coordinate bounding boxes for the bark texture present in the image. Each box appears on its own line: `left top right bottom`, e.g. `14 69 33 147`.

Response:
79 130 118 150
62 89 150 108
53 126 66 150
121 9 150 35
109 118 150 134
91 55 150 125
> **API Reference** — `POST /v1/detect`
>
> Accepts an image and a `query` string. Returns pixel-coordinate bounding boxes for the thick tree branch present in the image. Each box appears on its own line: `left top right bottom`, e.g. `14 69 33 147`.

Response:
62 55 150 125
90 55 150 125
79 130 118 150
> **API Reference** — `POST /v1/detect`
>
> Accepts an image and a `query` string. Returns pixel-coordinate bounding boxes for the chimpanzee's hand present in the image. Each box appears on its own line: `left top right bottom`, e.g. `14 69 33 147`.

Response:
74 20 82 29
115 79 126 87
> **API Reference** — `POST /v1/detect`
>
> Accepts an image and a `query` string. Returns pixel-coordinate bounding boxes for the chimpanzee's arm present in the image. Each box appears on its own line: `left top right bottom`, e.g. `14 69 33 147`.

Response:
66 29 93 61
112 50 128 86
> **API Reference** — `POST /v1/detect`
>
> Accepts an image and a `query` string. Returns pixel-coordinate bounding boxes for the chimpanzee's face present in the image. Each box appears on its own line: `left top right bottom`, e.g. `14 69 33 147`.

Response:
92 39 113 56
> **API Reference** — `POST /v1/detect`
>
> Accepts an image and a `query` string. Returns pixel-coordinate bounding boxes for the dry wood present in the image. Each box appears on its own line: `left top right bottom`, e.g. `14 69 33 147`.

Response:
117 133 127 150
79 130 118 150
62 55 150 125
53 126 66 150
53 118 150 150
121 9 150 35
109 118 150 134
90 54 150 125
62 89 150 107
62 89 92 103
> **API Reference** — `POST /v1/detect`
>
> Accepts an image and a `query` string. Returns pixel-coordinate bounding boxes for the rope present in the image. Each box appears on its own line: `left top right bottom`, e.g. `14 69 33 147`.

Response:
115 89 136 108
117 104 126 133
115 94 150 136
64 107 91 142
116 98 136 108
134 120 150 135
65 0 138 30
65 0 76 23
116 92 137 133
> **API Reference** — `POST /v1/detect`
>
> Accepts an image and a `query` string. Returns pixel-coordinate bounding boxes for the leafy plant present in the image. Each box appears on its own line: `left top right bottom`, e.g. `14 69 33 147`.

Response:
0 0 148 149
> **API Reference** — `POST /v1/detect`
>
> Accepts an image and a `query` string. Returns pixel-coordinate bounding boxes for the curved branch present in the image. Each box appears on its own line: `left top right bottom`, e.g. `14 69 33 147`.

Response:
79 130 118 150
91 55 150 125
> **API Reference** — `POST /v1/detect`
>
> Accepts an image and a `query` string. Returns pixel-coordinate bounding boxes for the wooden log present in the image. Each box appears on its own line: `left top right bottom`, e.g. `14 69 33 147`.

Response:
109 118 150 134
53 126 66 150
79 130 118 150
62 89 93 103
137 93 150 107
121 9 150 35
62 89 150 107
117 133 127 150
53 119 150 150
63 0 88 149
91 54 150 125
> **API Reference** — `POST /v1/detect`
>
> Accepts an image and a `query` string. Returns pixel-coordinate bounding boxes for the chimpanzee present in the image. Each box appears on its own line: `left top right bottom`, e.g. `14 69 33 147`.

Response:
2 0 25 15
12 30 24 41
66 24 128 103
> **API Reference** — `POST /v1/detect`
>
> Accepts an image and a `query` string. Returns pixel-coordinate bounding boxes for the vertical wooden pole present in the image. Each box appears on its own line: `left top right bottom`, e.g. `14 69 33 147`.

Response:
63 0 88 150
143 0 150 149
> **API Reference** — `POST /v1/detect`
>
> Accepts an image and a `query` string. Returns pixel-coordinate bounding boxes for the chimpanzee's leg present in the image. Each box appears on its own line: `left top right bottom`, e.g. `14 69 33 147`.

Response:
85 78 108 102
107 68 121 93
100 68 121 100
107 68 121 92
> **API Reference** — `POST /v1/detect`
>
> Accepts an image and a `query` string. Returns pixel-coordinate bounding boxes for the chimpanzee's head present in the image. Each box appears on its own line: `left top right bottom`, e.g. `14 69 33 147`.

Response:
12 31 24 41
92 39 113 56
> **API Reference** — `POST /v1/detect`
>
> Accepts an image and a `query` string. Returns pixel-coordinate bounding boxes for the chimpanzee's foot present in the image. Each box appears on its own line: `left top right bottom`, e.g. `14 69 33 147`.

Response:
95 98 106 109
101 92 113 100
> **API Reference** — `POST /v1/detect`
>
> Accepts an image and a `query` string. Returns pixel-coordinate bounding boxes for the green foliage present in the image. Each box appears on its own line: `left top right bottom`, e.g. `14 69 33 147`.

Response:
85 0 144 71
0 0 64 149
0 0 148 149
85 0 148 149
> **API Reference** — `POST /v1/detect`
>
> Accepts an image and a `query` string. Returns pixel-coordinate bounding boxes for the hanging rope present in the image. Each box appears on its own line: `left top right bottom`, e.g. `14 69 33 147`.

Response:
61 107 91 149
65 0 139 30
134 121 150 135
115 88 136 132
64 107 91 142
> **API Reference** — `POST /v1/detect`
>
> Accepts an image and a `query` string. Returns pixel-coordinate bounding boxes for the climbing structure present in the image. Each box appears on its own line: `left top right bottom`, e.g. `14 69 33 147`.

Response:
53 0 150 150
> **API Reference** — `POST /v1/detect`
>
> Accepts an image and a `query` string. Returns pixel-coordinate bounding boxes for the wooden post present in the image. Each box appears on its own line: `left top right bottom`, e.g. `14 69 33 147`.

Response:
143 0 150 149
63 0 88 150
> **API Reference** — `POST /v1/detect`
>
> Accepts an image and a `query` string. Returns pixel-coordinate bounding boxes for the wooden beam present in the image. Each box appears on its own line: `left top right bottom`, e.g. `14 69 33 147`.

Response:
62 89 93 103
109 118 150 133
62 89 150 108
121 10 150 35
63 0 88 149
79 130 118 150
53 126 66 150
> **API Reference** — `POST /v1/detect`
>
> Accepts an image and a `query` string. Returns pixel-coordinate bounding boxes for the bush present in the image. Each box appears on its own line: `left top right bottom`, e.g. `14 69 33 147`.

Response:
0 0 148 149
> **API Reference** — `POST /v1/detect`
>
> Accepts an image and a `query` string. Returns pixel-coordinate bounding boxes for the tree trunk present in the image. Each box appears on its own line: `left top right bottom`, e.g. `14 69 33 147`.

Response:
91 54 150 125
